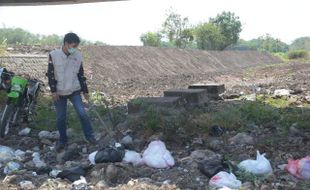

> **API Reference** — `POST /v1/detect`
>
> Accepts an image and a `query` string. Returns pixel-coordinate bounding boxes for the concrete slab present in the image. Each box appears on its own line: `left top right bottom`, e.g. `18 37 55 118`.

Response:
128 97 182 114
189 83 225 99
189 83 225 93
164 89 209 106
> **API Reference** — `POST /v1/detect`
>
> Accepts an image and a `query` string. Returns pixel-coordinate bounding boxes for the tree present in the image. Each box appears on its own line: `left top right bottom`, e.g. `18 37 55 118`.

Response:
162 9 194 48
258 34 289 53
194 23 225 50
210 11 242 50
140 32 162 47
290 37 310 51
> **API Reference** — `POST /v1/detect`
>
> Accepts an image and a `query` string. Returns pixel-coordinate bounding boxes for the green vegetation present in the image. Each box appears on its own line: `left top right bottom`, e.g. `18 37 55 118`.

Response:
0 27 105 46
287 50 309 60
290 37 310 51
140 9 310 55
140 9 241 50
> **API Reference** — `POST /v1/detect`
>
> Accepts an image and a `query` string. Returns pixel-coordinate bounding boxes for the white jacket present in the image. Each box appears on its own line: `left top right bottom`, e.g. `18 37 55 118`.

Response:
50 49 83 96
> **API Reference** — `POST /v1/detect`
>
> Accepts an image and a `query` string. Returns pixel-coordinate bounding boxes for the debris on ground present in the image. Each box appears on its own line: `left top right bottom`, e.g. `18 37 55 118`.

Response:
142 140 175 169
90 143 125 164
209 171 242 189
285 156 310 179
122 150 143 166
18 128 31 136
4 161 21 174
57 166 86 182
238 151 273 175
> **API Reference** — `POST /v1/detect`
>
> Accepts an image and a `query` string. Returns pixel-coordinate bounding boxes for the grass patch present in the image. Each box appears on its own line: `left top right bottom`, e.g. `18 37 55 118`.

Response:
256 95 290 108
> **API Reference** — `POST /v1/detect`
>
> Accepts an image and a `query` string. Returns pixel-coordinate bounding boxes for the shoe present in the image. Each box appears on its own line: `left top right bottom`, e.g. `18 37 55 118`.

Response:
85 136 97 145
55 141 67 152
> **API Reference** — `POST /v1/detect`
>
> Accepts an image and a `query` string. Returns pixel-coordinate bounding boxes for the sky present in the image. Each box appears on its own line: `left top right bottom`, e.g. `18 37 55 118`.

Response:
0 0 309 46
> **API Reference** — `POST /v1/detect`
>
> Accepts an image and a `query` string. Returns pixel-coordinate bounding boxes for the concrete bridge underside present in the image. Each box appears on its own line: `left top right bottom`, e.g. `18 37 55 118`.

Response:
0 0 124 6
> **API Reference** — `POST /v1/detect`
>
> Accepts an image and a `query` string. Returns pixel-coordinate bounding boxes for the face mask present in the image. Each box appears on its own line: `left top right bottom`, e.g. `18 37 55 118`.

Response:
68 48 76 54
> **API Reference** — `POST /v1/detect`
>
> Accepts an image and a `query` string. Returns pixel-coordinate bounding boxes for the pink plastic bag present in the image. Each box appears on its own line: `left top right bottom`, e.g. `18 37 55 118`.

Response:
285 156 310 179
209 171 241 189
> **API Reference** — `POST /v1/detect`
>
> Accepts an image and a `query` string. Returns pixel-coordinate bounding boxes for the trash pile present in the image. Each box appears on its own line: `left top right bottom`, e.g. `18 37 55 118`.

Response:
89 140 175 169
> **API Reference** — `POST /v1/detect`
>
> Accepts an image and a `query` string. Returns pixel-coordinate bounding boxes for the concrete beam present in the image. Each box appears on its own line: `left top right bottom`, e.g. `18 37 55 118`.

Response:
0 0 125 6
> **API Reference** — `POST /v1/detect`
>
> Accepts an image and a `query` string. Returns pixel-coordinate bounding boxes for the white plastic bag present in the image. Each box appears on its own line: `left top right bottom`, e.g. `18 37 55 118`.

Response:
19 180 35 190
88 151 98 165
209 171 241 189
123 150 143 166
18 128 31 136
0 145 15 163
238 151 272 175
142 140 175 169
285 156 310 179
32 152 46 168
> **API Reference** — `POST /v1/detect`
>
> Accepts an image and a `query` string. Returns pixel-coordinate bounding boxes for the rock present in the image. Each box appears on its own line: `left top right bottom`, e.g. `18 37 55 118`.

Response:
32 152 46 168
242 181 254 189
18 128 31 136
38 130 59 140
14 149 26 162
61 147 79 162
120 135 133 146
229 132 254 145
198 158 223 178
106 164 118 182
82 147 87 154
190 149 223 161
208 139 224 151
20 180 36 190
192 137 204 145
41 139 53 145
274 89 291 97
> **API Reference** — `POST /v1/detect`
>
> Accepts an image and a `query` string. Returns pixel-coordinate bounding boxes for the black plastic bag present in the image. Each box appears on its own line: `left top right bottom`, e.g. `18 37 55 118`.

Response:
57 166 86 182
94 144 125 163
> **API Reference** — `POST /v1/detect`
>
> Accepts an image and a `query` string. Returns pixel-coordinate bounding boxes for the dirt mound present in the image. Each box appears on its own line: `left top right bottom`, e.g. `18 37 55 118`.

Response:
0 46 281 103
82 46 281 82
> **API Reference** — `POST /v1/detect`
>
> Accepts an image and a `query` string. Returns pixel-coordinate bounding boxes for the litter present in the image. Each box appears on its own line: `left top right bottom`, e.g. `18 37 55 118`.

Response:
18 128 31 136
4 161 21 174
209 171 241 189
14 149 26 161
19 180 35 190
49 169 62 178
122 150 143 166
285 156 310 179
238 151 272 175
0 145 15 163
32 152 47 168
57 166 86 182
72 176 90 190
142 140 175 169
89 143 125 164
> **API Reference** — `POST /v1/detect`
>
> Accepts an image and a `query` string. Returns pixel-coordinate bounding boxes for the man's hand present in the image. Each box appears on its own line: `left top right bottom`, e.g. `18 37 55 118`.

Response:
52 92 59 101
83 93 90 103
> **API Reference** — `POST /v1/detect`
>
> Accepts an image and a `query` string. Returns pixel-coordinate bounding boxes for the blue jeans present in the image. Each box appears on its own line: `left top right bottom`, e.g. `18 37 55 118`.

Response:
54 92 94 144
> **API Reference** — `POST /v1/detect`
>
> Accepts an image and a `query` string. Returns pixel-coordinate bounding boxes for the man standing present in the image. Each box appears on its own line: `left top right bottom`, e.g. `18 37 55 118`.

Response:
47 32 96 152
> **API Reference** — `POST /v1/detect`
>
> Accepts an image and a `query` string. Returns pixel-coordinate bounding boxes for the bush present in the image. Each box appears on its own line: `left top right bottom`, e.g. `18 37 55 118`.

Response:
288 50 309 59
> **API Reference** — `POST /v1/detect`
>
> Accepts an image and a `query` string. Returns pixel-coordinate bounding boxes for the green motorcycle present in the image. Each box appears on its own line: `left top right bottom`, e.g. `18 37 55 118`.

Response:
0 67 42 138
